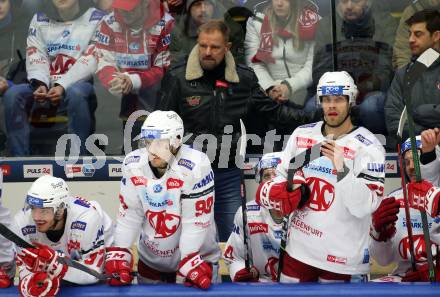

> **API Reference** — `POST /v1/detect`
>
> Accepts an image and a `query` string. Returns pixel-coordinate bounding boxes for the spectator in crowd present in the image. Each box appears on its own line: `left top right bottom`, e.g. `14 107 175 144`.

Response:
170 0 245 65
245 0 318 109
370 136 440 282
159 20 316 242
311 0 397 135
95 0 174 126
0 0 27 153
224 152 283 282
0 170 15 288
2 0 106 156
385 9 440 142
393 0 440 69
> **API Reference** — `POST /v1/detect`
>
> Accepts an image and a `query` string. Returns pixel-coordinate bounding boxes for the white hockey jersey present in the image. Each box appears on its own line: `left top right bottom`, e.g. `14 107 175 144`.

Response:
0 170 15 276
223 200 282 282
421 146 440 187
26 8 106 88
115 145 220 273
12 196 114 285
277 121 385 275
370 188 440 276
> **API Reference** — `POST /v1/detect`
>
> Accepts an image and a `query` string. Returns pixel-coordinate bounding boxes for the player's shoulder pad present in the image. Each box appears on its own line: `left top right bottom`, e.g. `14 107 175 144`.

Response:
122 149 147 170
14 211 37 237
246 200 261 212
297 122 320 129
176 145 211 173
88 8 107 22
352 127 383 147
36 12 50 23
69 198 101 231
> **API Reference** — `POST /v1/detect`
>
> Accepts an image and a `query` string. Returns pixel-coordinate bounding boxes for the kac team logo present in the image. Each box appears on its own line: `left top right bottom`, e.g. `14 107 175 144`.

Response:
306 177 335 211
145 210 181 238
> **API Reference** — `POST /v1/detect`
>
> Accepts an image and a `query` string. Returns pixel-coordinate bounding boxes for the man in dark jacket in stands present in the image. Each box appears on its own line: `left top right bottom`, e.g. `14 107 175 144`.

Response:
385 9 440 143
159 20 315 241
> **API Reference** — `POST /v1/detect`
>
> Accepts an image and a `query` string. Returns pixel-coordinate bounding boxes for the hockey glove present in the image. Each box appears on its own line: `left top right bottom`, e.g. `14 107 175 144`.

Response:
265 257 279 282
256 172 309 216
370 197 400 242
0 267 12 288
19 272 61 297
233 266 259 282
178 253 212 289
104 247 134 286
401 262 440 282
407 180 440 218
17 242 67 279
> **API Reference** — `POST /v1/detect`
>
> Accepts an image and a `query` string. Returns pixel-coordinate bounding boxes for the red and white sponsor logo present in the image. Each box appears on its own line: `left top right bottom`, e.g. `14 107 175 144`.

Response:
145 210 181 238
65 164 82 178
108 164 122 177
0 165 11 176
131 176 147 186
306 177 335 211
327 254 347 265
248 222 269 235
366 183 384 197
23 165 53 178
296 137 317 149
399 235 435 262
342 147 355 160
166 178 184 190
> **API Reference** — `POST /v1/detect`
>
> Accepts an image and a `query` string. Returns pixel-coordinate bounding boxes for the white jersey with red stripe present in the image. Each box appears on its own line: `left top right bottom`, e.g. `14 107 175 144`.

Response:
277 121 385 275
12 197 114 285
421 146 440 187
370 188 440 276
115 145 220 273
0 170 15 276
223 200 282 282
95 3 174 92
26 8 106 88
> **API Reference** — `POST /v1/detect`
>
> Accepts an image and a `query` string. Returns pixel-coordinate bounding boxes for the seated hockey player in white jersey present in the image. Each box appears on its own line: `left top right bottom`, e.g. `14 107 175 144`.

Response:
224 152 284 282
0 169 15 288
256 71 385 282
370 136 440 282
12 175 114 297
105 110 220 289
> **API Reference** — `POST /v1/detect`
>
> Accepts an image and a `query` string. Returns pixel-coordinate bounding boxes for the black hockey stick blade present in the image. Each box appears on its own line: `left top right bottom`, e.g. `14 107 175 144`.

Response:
0 222 110 281
287 143 322 191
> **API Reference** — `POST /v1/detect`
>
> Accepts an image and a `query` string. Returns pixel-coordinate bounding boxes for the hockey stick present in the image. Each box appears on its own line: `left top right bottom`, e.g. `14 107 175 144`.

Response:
0 222 120 281
403 48 440 281
397 108 417 272
239 119 253 270
277 142 322 282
